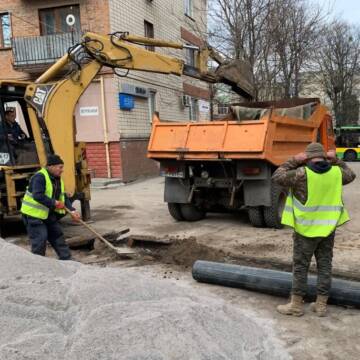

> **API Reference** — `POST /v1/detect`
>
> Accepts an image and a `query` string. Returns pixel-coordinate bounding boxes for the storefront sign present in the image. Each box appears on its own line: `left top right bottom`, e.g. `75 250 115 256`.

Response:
119 93 135 110
79 106 99 116
121 83 149 98
199 100 210 112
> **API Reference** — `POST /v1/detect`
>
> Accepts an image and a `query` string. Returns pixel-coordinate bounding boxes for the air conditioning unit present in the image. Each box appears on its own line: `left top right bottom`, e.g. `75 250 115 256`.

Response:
182 95 191 107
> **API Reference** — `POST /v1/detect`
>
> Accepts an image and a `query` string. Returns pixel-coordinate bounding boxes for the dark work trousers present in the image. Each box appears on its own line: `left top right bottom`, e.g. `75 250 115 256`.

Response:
23 214 71 260
292 231 335 297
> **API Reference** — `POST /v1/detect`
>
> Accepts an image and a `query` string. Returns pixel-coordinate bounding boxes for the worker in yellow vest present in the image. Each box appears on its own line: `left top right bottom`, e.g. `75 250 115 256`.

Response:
272 143 355 316
21 154 81 260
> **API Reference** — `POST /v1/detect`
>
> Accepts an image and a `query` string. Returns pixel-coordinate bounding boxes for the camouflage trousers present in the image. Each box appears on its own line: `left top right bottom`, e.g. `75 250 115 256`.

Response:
291 231 335 297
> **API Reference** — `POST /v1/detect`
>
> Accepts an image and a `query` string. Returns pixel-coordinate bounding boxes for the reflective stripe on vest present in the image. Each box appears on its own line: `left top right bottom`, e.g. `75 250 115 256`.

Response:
281 166 349 237
20 168 66 220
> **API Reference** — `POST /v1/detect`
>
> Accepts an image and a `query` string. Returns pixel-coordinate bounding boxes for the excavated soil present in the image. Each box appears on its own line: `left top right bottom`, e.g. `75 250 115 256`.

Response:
151 237 227 266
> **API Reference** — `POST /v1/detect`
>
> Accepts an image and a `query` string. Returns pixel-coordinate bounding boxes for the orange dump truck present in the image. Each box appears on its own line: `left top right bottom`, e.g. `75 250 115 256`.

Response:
147 98 335 228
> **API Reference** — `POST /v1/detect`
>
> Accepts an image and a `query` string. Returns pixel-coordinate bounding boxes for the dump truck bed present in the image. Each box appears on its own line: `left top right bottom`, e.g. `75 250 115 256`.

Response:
148 99 334 166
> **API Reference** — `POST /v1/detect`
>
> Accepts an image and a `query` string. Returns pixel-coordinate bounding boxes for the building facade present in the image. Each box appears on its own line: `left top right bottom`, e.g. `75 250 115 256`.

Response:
0 0 210 181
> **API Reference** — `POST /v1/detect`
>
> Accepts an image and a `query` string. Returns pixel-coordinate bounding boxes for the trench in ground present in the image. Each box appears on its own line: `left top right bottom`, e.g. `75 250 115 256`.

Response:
69 232 360 283
70 231 295 273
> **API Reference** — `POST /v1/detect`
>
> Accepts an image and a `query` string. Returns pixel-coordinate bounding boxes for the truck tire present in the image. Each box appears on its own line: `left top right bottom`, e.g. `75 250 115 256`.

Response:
180 204 206 222
344 150 357 162
248 207 265 227
167 203 184 221
263 183 287 229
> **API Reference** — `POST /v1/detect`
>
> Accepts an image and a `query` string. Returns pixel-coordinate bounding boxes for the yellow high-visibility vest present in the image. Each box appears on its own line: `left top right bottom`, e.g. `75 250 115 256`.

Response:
20 168 66 219
281 166 349 237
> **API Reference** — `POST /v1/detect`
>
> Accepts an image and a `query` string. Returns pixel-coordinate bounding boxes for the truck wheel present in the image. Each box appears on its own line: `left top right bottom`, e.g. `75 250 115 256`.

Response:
344 150 357 162
180 204 206 222
167 203 184 221
263 184 287 229
248 207 265 227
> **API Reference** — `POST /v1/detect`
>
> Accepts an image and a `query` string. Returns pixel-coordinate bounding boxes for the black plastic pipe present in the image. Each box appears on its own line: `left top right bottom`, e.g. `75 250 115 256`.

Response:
192 260 360 308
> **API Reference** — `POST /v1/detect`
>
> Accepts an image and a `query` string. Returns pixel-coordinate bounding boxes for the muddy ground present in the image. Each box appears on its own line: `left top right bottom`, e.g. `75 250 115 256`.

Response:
3 162 360 359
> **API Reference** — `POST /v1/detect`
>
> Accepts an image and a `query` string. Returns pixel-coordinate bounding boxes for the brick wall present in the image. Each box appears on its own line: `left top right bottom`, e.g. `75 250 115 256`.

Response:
86 140 158 182
86 142 122 178
183 83 210 100
0 0 110 79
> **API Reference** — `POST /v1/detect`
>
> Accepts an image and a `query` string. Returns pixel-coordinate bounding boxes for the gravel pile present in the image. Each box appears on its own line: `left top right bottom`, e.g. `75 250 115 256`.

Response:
0 239 290 360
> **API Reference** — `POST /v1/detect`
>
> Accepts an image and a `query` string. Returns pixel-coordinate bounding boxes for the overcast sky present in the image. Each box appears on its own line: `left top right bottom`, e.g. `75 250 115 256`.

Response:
318 0 360 24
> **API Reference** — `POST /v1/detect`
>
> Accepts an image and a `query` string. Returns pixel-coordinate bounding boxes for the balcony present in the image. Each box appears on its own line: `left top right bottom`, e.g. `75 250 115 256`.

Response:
12 32 82 72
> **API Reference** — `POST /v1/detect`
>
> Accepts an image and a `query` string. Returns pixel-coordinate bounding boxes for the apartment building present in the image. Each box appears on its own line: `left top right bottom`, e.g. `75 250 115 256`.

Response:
0 0 210 181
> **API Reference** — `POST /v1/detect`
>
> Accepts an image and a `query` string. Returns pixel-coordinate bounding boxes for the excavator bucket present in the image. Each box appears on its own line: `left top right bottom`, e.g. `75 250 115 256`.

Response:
214 59 254 100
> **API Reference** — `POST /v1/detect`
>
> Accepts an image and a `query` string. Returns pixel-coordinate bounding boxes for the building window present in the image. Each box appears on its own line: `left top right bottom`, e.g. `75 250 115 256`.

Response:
39 5 81 35
144 20 154 52
148 90 157 123
184 0 193 18
0 13 11 48
185 45 196 67
217 104 230 115
189 97 198 120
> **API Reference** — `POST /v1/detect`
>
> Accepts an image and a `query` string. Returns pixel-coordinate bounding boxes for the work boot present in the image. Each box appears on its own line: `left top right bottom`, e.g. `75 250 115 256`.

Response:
310 295 328 317
276 295 304 316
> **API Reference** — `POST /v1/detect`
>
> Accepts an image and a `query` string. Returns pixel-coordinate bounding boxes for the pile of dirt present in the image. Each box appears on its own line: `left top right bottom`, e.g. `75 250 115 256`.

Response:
154 237 227 266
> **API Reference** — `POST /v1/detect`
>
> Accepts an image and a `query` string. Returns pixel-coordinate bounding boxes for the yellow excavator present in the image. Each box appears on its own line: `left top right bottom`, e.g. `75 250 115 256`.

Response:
0 31 253 233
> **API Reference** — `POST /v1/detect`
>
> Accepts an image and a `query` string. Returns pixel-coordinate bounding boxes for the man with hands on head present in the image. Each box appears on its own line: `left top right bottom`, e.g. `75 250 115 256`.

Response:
272 143 355 317
21 154 81 260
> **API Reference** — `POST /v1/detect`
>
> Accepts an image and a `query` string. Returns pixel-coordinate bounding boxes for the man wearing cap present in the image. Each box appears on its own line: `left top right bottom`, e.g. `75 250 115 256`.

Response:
272 142 355 317
21 154 81 260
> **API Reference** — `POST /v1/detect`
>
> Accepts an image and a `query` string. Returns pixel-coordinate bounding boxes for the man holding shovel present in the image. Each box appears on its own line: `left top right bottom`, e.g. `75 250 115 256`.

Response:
21 154 81 260
272 143 355 316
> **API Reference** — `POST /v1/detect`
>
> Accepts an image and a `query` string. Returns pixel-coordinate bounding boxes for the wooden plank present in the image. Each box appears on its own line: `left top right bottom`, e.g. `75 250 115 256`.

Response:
66 235 95 248
127 234 175 247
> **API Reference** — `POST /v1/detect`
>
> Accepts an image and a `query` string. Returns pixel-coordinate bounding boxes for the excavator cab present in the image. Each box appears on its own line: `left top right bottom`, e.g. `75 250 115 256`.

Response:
0 82 43 232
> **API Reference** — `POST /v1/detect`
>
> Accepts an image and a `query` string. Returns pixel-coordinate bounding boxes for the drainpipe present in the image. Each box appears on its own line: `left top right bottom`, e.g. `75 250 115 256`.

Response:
100 76 112 178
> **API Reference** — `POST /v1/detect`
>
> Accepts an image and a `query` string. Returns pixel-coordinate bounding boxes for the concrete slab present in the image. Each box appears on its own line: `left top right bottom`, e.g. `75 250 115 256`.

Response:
90 178 124 189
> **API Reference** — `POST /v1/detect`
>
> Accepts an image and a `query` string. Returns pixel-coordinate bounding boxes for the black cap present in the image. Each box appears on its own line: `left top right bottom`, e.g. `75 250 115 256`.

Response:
47 154 64 166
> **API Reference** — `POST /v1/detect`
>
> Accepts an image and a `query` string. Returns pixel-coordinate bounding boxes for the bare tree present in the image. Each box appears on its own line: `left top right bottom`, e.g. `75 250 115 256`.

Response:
209 0 326 100
313 21 360 126
209 0 273 100
269 0 324 97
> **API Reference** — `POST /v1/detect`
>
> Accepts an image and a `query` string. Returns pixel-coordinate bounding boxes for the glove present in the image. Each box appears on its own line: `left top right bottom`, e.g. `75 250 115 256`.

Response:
294 152 307 163
70 211 81 222
55 201 65 209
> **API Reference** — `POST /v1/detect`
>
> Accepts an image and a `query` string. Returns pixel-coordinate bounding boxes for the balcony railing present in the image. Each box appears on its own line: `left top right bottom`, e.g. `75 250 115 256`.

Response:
12 32 82 69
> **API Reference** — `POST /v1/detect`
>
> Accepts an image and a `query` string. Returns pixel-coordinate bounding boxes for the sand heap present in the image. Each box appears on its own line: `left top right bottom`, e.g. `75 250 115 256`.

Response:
0 239 290 360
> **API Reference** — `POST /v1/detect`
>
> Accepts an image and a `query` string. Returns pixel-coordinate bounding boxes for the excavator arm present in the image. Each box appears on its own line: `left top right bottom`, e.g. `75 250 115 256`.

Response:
24 31 254 197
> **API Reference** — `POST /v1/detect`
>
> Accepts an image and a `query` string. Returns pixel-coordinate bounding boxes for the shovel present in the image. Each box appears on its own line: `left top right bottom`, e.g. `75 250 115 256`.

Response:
65 208 136 256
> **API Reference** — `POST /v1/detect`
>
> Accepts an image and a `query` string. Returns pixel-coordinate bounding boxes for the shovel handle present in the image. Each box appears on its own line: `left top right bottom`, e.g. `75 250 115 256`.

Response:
64 207 118 251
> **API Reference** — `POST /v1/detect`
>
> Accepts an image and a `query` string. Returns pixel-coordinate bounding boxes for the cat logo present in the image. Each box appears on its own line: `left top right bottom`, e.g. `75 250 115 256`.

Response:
33 88 47 105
